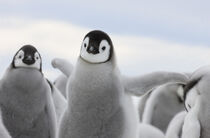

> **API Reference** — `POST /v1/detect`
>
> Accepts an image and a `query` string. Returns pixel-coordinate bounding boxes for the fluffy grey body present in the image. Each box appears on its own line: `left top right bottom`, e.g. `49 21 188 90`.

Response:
59 58 138 138
0 67 57 138
57 30 189 138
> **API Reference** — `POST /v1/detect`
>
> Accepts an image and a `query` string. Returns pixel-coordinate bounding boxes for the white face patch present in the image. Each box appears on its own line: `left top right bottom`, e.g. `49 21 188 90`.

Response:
14 50 41 70
80 37 111 63
185 88 199 112
177 85 184 101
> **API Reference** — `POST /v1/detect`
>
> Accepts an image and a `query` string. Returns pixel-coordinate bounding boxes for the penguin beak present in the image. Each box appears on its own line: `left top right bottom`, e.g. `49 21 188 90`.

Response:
23 55 35 65
87 46 99 54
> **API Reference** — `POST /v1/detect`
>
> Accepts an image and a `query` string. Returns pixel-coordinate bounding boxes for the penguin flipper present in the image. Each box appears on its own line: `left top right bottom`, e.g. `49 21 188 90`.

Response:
51 58 73 77
53 74 68 98
141 93 157 125
46 80 67 123
122 71 189 96
45 84 58 138
138 91 152 122
165 111 187 138
181 96 201 138
181 115 200 138
51 86 67 123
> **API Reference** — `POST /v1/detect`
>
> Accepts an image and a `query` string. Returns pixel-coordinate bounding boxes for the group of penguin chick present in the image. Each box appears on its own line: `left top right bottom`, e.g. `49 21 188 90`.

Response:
0 30 207 138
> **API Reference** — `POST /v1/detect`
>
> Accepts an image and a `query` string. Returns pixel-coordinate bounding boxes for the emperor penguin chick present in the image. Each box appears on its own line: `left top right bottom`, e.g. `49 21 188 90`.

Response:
178 65 210 138
59 30 139 138
0 45 57 138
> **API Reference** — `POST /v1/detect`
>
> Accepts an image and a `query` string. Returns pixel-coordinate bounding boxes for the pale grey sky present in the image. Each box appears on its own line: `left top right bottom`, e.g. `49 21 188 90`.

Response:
0 1 209 81
0 0 209 45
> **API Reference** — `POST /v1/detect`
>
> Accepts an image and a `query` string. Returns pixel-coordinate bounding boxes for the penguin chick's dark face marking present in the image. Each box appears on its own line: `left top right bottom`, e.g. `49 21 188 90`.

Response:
12 45 42 71
80 30 113 64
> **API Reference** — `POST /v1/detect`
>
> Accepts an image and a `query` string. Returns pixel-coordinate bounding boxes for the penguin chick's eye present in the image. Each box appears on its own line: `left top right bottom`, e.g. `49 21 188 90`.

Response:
102 46 106 51
16 50 24 59
34 52 40 61
84 43 87 48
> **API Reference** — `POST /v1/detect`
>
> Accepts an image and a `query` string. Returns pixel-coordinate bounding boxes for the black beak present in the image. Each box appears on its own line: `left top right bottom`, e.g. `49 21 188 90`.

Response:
87 46 99 54
22 55 35 65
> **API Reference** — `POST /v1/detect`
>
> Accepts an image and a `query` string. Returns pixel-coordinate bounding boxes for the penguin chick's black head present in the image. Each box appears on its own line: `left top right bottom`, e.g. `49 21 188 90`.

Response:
80 30 113 64
12 45 42 71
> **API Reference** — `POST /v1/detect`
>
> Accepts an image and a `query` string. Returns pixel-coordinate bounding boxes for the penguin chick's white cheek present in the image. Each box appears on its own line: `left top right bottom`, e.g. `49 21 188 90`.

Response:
14 51 41 70
80 37 111 63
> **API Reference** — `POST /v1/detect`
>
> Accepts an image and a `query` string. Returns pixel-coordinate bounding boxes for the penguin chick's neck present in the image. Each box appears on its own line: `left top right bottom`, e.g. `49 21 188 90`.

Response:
0 67 48 111
76 57 117 77
67 57 122 103
3 67 44 91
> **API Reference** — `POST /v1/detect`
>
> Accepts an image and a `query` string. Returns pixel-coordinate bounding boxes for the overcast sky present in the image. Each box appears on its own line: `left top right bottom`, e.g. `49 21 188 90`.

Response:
1 0 209 45
0 0 209 81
